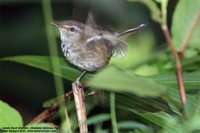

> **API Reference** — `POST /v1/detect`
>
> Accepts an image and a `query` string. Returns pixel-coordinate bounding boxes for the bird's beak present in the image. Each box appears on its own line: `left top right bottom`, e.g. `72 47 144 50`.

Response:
51 21 61 28
51 21 67 33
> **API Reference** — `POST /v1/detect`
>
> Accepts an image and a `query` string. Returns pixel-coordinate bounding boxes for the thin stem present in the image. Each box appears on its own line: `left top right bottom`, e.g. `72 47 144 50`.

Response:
110 92 118 133
42 0 65 121
177 62 186 104
178 12 200 104
161 0 168 24
180 12 200 59
161 23 186 106
65 107 72 133
161 24 179 60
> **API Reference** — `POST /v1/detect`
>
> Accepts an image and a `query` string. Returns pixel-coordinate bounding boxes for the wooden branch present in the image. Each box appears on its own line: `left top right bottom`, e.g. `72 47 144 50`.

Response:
29 91 73 124
28 82 91 125
72 80 88 133
28 82 92 133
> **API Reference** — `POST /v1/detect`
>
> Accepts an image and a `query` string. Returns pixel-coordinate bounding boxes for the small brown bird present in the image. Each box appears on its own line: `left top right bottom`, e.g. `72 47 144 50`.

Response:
52 20 146 74
52 20 146 133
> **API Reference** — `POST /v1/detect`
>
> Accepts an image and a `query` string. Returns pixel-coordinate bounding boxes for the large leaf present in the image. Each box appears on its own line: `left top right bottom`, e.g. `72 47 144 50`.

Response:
172 0 200 51
0 100 23 128
1 55 200 90
89 67 166 97
1 55 91 81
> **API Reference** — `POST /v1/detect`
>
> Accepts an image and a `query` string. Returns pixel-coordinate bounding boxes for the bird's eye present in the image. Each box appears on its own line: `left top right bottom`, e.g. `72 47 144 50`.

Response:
70 27 75 32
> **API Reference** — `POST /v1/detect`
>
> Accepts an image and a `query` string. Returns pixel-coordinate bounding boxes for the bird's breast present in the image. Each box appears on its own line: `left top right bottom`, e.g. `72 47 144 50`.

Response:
61 41 112 72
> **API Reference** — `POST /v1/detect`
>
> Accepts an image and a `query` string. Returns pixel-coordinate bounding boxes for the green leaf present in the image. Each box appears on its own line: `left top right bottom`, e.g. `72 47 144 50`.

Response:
136 111 171 128
0 100 23 128
27 123 59 133
153 72 200 89
89 67 166 97
116 93 170 113
1 55 92 81
121 105 172 129
184 95 200 118
87 113 111 126
172 0 200 51
118 121 149 130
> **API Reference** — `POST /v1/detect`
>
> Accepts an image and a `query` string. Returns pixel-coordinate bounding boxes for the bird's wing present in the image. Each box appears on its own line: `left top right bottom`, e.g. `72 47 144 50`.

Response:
114 23 148 38
86 33 127 58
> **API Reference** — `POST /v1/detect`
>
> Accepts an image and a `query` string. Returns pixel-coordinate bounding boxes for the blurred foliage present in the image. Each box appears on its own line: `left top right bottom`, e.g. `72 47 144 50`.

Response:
1 0 200 133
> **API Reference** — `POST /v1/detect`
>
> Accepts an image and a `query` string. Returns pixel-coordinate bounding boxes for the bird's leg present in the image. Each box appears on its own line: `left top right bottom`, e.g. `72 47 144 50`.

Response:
73 71 86 93
76 71 87 82
73 71 87 88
